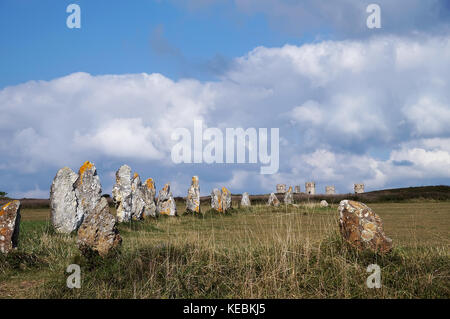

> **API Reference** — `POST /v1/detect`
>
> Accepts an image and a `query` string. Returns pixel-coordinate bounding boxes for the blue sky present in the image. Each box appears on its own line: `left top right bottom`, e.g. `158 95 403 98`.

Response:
1 0 450 198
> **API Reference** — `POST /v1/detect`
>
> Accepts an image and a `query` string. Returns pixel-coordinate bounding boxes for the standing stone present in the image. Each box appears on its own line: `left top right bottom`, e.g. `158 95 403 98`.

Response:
276 184 286 193
156 183 177 216
326 186 336 195
112 165 133 223
77 197 122 257
294 186 301 194
284 186 293 205
0 201 21 254
186 176 201 214
74 161 102 219
131 173 145 220
142 178 157 218
305 182 316 195
354 184 365 194
267 193 280 207
241 192 251 207
338 200 393 254
221 187 232 213
211 188 221 211
50 167 81 233
320 200 329 207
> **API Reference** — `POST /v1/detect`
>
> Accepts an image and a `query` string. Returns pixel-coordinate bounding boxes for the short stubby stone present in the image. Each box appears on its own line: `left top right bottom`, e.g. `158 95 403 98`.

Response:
157 183 177 216
186 176 201 214
276 184 286 193
284 186 293 205
294 186 301 194
326 186 336 195
0 201 21 254
112 165 133 223
320 200 329 208
77 198 122 257
50 167 81 233
338 200 393 254
354 184 365 194
241 192 251 207
74 161 102 219
305 182 316 195
267 193 280 207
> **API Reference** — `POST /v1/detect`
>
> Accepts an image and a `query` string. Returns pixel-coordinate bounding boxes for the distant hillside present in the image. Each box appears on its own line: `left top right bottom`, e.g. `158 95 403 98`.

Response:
1 185 449 209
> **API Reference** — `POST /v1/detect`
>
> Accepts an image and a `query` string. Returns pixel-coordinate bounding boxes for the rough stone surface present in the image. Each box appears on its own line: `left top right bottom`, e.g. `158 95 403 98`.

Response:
305 182 316 195
326 186 336 195
50 167 82 233
267 193 280 207
0 201 21 255
320 200 329 207
221 187 232 212
241 192 251 207
338 200 393 254
276 184 286 193
284 186 293 205
77 197 122 257
74 161 102 220
156 183 177 216
294 186 301 194
142 178 157 218
112 165 133 223
131 173 145 220
354 184 365 194
186 176 201 214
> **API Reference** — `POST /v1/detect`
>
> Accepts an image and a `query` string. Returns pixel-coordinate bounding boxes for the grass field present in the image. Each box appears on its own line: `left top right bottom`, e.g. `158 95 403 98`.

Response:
0 201 449 299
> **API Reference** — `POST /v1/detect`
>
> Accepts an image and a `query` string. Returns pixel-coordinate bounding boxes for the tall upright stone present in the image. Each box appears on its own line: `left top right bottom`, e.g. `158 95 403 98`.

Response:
305 182 316 195
112 165 133 223
267 193 280 207
0 201 21 255
50 167 81 233
142 178 157 218
77 197 122 258
130 173 146 220
221 187 232 213
284 186 293 205
211 187 231 213
74 161 102 219
354 184 365 194
325 186 336 195
294 186 301 194
338 200 392 254
156 183 177 216
186 176 201 214
241 192 251 207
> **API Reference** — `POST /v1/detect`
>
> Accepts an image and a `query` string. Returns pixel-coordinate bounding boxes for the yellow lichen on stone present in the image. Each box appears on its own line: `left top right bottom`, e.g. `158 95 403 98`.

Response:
133 172 139 179
145 178 154 190
78 161 94 185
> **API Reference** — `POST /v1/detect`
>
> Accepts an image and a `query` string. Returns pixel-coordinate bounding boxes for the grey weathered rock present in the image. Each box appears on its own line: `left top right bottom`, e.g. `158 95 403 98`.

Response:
267 193 280 207
325 186 336 195
320 200 329 207
156 183 177 216
276 184 286 193
112 165 133 223
131 173 145 220
294 186 301 194
241 192 251 207
211 188 221 211
50 167 81 233
0 201 21 255
284 186 293 205
305 182 316 195
74 161 102 220
211 187 231 212
338 200 392 254
186 176 201 214
142 178 157 218
354 184 365 194
77 197 122 257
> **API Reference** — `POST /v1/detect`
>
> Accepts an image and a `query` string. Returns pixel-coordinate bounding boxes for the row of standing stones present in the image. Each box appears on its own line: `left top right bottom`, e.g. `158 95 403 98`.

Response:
0 162 393 258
